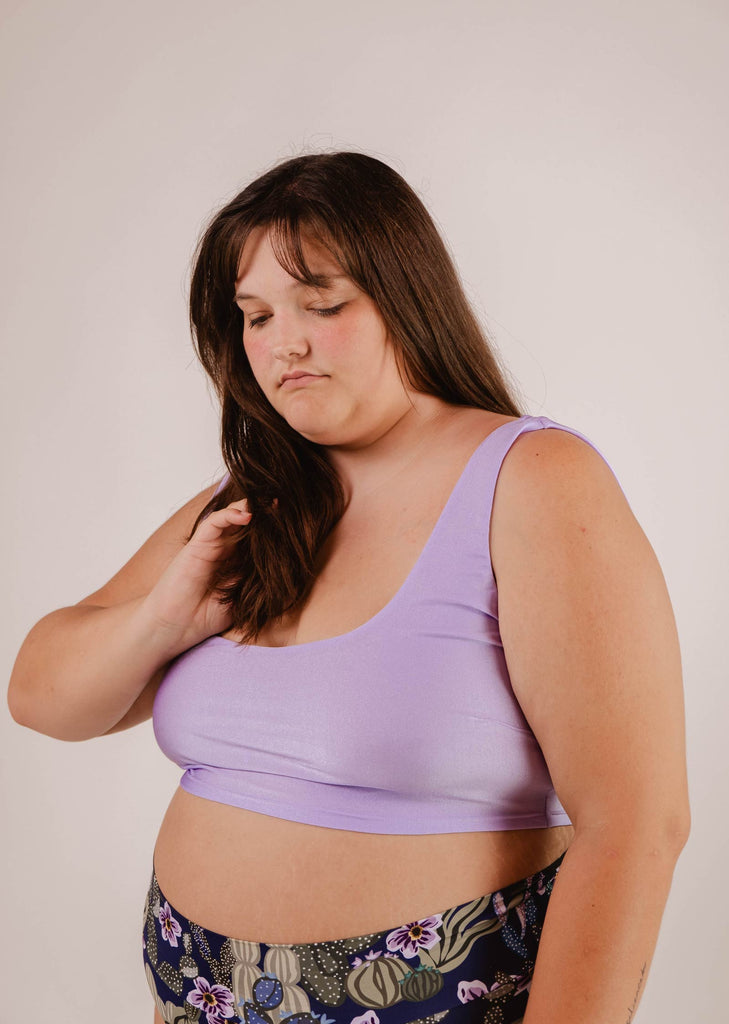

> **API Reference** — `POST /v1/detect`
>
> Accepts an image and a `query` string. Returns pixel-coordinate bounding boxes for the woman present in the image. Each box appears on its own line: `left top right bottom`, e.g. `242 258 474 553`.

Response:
8 152 690 1024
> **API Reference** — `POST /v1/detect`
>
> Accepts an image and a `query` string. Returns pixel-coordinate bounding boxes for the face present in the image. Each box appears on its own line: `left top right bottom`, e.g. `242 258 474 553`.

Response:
234 227 412 447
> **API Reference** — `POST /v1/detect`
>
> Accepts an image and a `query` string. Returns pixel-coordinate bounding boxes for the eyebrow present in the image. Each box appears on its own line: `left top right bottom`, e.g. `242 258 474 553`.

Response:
234 274 348 302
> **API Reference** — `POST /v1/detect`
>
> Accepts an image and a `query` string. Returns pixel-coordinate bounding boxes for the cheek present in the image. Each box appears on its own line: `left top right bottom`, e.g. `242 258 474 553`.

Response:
242 345 275 399
242 333 256 361
332 313 388 368
242 335 267 376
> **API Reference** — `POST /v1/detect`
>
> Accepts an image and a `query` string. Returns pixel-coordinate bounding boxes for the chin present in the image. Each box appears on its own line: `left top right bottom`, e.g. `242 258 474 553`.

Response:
278 398 351 446
281 415 333 444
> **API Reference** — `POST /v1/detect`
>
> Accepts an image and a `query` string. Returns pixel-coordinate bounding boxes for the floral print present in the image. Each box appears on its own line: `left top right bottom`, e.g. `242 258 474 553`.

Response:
351 1014 380 1024
351 949 401 968
386 916 443 958
160 901 183 947
143 850 565 1024
458 980 491 1002
188 976 236 1021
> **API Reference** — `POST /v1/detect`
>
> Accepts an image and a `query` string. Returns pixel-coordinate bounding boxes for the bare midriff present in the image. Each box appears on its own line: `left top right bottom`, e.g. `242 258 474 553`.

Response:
152 790 574 943
152 407 575 945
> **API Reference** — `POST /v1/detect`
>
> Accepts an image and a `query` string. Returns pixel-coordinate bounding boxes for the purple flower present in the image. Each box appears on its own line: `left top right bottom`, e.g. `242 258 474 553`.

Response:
511 971 533 996
158 901 182 947
492 890 508 923
187 976 236 1021
458 978 514 1003
351 1013 379 1024
385 914 442 959
457 979 489 1003
351 947 382 968
514 902 527 938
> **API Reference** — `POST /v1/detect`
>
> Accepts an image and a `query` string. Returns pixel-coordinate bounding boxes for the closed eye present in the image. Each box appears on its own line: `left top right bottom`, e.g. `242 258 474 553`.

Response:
247 304 346 330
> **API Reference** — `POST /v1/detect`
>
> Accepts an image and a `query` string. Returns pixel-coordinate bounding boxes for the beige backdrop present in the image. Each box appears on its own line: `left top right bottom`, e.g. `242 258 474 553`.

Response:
2 0 727 1019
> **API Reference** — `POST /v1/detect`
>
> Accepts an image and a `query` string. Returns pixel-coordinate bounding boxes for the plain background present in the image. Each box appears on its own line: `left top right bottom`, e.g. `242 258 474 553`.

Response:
2 1 726 1019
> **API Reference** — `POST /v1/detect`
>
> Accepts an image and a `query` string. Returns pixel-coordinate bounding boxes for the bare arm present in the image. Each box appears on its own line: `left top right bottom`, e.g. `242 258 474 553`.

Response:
490 429 690 1024
7 479 250 741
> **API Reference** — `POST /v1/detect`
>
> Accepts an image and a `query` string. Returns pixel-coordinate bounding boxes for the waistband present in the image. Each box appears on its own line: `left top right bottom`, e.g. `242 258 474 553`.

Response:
142 849 566 1024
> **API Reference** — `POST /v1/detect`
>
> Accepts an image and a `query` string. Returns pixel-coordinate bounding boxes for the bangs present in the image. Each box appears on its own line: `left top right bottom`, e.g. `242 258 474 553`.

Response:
269 216 344 288
225 210 350 298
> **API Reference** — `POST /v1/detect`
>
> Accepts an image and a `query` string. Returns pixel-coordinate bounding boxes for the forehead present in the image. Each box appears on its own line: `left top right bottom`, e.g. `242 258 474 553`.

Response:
235 226 344 294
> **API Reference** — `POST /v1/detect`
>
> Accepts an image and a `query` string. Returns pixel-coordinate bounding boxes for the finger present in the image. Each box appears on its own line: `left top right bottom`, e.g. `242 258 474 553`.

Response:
226 498 250 512
209 499 250 517
196 506 252 538
211 506 251 525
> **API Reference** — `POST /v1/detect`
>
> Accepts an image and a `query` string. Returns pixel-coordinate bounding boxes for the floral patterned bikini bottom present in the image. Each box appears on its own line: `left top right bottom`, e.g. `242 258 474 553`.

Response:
142 849 565 1024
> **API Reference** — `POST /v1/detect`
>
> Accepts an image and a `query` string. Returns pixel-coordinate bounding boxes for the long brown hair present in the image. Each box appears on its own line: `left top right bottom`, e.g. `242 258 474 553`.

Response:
187 150 525 643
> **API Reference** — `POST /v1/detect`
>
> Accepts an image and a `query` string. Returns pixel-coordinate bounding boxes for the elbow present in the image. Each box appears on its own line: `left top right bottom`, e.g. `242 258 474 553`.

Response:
666 810 692 852
572 808 692 859
7 682 95 743
7 676 32 729
7 656 45 731
7 673 46 733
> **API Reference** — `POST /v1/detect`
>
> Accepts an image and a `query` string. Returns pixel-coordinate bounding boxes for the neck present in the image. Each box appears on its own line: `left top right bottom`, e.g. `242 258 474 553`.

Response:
327 396 459 506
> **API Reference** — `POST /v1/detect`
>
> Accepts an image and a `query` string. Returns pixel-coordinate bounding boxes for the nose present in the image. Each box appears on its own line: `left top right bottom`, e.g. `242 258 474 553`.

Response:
269 314 311 362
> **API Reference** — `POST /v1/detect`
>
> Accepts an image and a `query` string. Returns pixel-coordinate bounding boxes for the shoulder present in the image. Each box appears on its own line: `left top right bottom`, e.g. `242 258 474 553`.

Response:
497 423 625 513
490 424 641 585
487 425 689 837
502 421 611 473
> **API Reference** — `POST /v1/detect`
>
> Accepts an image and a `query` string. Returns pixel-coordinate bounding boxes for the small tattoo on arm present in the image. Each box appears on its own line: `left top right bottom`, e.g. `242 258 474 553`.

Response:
626 962 647 1023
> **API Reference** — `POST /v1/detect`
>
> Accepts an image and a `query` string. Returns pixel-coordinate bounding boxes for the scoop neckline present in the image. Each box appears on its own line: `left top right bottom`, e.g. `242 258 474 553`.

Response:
205 415 529 654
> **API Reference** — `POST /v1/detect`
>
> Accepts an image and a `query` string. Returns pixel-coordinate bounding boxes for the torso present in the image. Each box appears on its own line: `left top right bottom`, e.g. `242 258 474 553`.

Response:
152 407 575 943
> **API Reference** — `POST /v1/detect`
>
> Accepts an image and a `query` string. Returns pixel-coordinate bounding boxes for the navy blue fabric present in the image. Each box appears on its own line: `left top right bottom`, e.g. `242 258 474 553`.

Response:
142 850 566 1024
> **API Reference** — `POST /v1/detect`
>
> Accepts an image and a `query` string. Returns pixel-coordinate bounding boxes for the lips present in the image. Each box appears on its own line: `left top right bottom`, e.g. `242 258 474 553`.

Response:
281 371 314 382
279 372 325 387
